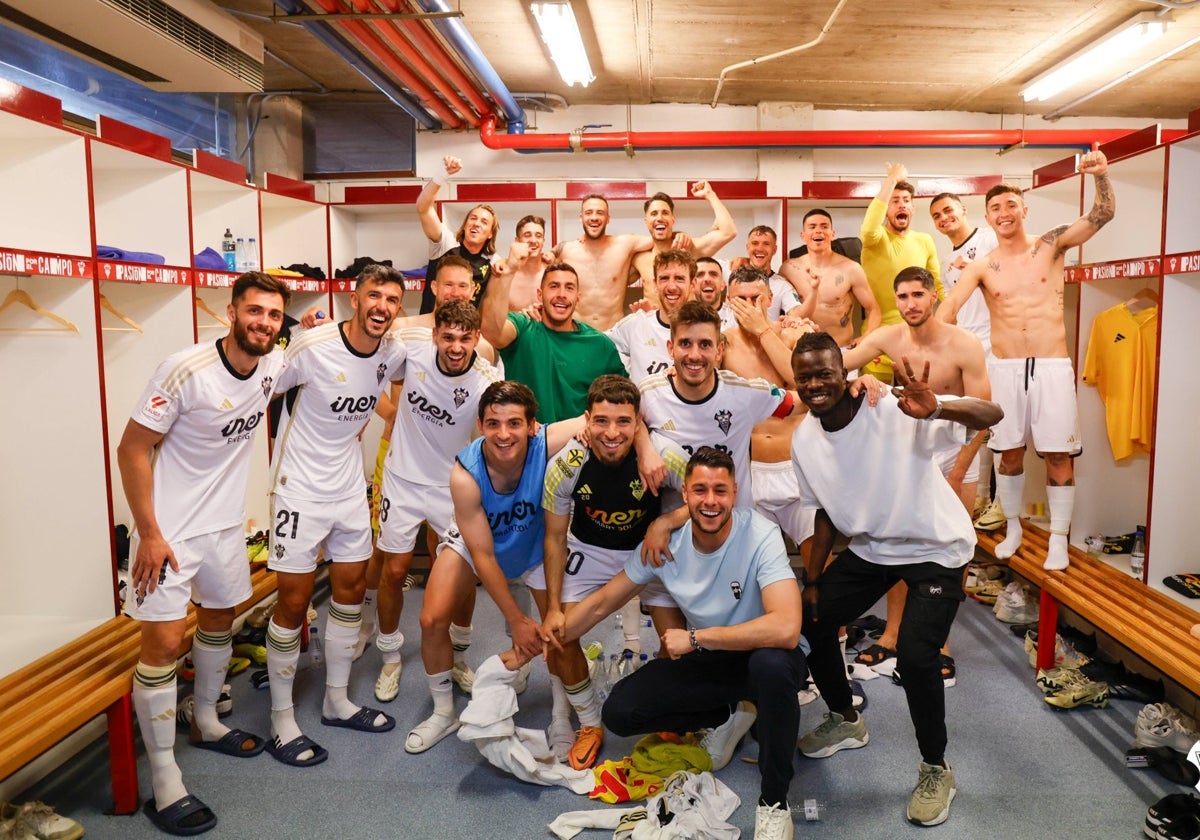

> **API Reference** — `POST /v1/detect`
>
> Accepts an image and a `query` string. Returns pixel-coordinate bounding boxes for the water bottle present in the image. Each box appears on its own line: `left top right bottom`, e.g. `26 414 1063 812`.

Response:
791 799 824 821
221 228 236 271
245 237 260 271
636 653 649 671
308 626 324 667
621 649 634 678
235 238 246 271
1130 528 1146 579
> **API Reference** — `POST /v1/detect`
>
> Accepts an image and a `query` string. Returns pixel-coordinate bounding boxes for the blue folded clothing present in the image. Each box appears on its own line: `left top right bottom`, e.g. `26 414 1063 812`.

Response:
193 247 227 270
96 245 166 264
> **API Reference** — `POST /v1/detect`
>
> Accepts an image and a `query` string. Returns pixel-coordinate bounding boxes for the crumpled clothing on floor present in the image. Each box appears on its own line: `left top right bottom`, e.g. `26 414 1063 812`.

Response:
550 770 741 839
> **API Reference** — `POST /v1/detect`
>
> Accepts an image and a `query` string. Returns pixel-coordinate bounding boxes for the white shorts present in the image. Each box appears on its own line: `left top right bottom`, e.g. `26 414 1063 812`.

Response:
934 441 981 485
987 357 1081 454
751 460 815 545
124 525 253 622
438 523 542 583
524 535 676 608
377 470 453 555
267 490 373 574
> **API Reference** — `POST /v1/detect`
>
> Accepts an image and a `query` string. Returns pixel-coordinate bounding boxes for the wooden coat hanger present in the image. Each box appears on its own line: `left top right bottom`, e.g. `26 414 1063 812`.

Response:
0 287 79 332
99 294 143 333
195 296 230 328
1124 286 1159 315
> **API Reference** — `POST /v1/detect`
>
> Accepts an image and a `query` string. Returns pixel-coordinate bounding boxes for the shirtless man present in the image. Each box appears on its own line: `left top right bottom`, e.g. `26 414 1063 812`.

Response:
938 150 1115 572
554 195 653 332
631 182 737 309
504 215 550 312
719 267 816 550
844 266 990 682
781 210 881 349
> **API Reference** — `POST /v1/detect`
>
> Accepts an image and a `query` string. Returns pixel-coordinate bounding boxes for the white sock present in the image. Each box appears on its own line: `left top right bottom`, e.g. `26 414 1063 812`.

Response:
994 474 1025 559
549 674 572 719
190 628 232 742
376 629 404 665
133 661 186 808
566 676 601 728
1044 485 1075 571
427 669 455 719
620 598 642 653
266 619 306 752
324 601 379 722
449 623 472 666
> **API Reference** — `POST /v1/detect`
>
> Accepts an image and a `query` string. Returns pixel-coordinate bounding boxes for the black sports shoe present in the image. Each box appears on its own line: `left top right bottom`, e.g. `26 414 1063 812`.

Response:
1157 811 1200 840
1080 660 1164 704
1146 794 1200 839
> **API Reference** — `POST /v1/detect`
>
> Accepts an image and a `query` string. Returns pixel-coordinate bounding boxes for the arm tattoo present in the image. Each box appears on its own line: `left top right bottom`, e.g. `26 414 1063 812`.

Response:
1032 225 1068 257
1086 174 1115 228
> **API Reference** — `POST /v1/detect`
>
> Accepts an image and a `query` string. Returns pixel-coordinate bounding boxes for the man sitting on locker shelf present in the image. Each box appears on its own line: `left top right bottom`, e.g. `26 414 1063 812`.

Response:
548 446 805 840
415 154 498 313
537 375 689 770
117 271 291 836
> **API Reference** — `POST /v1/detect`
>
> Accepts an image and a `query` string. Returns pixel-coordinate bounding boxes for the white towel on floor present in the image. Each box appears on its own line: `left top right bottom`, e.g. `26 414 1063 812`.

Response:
458 655 595 795
549 771 741 839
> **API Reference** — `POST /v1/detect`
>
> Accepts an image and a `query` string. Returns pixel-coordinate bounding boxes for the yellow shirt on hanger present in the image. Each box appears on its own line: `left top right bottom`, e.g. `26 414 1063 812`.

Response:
1082 302 1157 460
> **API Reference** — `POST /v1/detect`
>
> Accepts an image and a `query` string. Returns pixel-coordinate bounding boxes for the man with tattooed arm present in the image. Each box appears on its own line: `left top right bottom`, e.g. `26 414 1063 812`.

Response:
937 150 1114 572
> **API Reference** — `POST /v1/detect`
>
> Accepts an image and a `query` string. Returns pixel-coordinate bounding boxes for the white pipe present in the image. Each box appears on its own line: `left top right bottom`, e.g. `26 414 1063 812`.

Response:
710 0 851 108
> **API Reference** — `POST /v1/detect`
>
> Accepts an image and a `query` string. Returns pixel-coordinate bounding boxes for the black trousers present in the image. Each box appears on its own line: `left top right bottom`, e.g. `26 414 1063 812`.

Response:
803 549 964 765
602 646 806 807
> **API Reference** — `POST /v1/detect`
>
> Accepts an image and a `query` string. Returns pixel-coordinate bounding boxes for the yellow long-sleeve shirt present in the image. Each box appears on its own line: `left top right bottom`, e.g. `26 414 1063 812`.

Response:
859 197 944 328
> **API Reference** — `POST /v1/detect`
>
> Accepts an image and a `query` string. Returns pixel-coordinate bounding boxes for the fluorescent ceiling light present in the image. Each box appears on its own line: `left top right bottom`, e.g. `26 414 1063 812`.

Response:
531 2 595 88
1022 12 1173 102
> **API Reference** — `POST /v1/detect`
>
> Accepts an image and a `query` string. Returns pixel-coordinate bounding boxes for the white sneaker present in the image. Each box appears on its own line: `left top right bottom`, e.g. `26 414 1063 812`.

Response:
797 680 821 706
374 661 401 703
404 713 460 754
700 701 757 770
513 662 531 695
754 802 794 840
1136 702 1200 752
451 660 475 694
547 715 574 763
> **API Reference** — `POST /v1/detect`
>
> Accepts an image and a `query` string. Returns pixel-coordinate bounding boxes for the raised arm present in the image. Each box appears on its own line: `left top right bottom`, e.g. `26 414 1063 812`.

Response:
415 155 460 242
1054 150 1115 252
861 162 906 245
478 259 519 349
689 180 738 256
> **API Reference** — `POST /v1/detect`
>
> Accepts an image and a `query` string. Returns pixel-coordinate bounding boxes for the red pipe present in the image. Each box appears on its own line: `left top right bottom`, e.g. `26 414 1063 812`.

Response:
359 0 481 126
479 117 1138 152
312 0 464 128
390 0 494 118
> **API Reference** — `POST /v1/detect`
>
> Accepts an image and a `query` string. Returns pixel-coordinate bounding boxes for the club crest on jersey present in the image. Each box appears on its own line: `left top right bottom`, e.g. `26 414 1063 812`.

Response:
274 544 286 559
453 387 468 409
567 449 585 468
261 376 273 401
730 580 743 600
714 409 733 435
376 363 388 385
629 479 644 501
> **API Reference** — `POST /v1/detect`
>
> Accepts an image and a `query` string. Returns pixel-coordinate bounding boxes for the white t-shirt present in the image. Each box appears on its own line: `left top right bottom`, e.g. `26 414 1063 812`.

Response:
385 327 502 487
624 508 794 630
790 394 975 568
640 370 790 508
942 227 998 354
271 321 406 502
606 310 672 383
132 340 286 542
768 274 801 320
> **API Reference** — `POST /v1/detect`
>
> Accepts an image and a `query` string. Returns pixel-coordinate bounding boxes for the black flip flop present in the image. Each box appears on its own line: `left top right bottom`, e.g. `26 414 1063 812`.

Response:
190 728 266 758
1147 746 1200 786
143 795 217 837
265 734 329 767
321 706 396 733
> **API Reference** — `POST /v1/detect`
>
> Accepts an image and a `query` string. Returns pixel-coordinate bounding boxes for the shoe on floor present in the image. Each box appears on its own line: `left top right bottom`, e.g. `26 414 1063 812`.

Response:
1137 703 1200 752
853 643 895 669
940 654 957 688
994 583 1039 624
375 661 402 703
753 802 794 840
1156 811 1200 840
1036 667 1093 695
1 801 85 840
452 660 476 694
907 762 956 826
405 713 461 754
547 716 574 763
973 498 1005 531
176 685 233 728
1024 630 1089 670
700 701 757 770
798 711 868 759
568 725 604 770
1044 677 1109 710
849 679 868 712
1146 794 1200 839
797 679 821 706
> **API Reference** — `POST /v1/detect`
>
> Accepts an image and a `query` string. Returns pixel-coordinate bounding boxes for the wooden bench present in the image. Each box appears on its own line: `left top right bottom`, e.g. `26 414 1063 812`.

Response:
0 567 277 813
976 524 1200 697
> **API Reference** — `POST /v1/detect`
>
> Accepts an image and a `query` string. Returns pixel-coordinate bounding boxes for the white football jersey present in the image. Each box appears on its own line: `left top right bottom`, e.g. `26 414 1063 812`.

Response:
270 321 406 502
768 274 801 320
639 370 789 508
131 340 285 542
943 226 998 353
385 327 502 487
606 310 672 383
